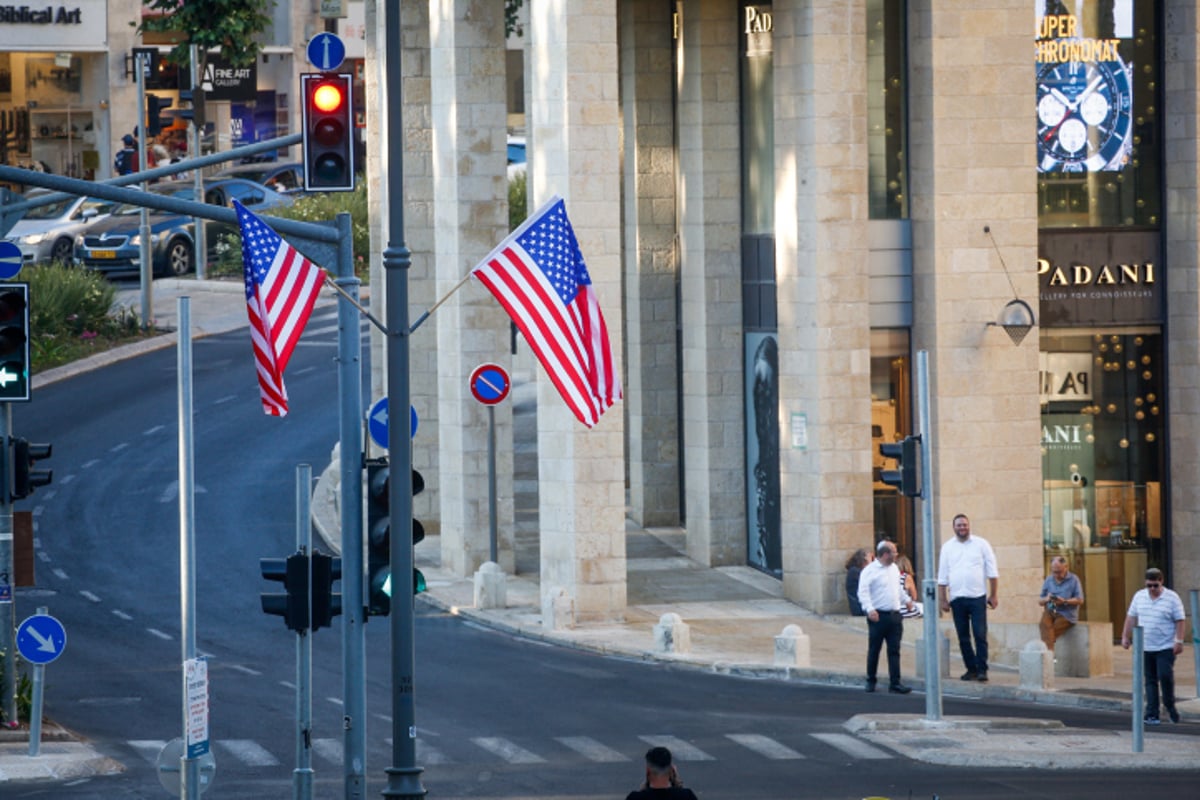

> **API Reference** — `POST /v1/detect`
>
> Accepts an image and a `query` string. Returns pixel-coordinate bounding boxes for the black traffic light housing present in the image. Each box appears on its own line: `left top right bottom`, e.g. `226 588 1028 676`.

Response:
10 437 52 501
366 458 391 616
178 87 206 129
879 435 921 498
301 72 354 191
412 469 426 596
0 283 30 402
261 552 310 633
311 549 342 631
146 93 173 137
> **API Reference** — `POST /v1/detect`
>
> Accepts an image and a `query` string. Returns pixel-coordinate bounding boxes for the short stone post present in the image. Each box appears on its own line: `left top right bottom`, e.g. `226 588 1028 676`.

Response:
473 561 507 609
653 612 691 654
915 630 951 679
1019 639 1054 690
541 586 574 631
774 624 811 667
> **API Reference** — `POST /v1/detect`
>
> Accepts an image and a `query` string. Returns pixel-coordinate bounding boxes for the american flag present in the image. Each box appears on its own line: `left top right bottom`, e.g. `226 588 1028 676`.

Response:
235 200 327 417
472 195 621 428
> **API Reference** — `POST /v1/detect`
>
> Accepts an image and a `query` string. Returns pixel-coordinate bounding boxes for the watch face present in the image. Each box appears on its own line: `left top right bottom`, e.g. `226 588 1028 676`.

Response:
1037 56 1134 173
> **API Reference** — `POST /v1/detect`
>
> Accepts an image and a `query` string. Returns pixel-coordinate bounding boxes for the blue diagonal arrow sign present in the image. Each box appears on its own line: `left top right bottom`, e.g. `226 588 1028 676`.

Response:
16 614 67 665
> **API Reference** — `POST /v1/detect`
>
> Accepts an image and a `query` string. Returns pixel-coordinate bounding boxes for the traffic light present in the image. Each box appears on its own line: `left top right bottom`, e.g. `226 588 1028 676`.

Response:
412 469 426 596
9 437 51 500
879 435 921 498
261 552 310 633
146 93 172 137
311 550 342 631
366 458 391 616
0 283 30 402
301 72 354 191
178 87 206 129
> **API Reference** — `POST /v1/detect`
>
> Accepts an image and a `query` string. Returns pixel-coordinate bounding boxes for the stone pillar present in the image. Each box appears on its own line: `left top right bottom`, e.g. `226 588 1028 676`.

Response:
529 0 626 623
677 0 747 567
620 0 680 529
430 0 515 576
907 1 1042 621
771 1 874 611
1164 1 1200 592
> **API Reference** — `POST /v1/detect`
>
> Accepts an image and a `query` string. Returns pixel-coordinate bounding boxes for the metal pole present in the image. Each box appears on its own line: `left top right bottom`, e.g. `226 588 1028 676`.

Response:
295 465 314 800
916 350 941 720
190 44 207 281
0 404 13 728
383 2 425 796
488 405 497 564
178 297 201 799
1132 625 1144 752
135 53 153 329
27 606 48 757
334 211 367 800
1190 590 1199 694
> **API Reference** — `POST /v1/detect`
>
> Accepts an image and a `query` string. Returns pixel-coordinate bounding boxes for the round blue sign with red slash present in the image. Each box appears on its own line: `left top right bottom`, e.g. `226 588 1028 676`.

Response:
469 363 511 406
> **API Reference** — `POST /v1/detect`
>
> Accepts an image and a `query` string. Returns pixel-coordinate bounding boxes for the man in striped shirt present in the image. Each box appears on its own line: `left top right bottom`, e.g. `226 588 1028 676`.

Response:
1121 567 1187 724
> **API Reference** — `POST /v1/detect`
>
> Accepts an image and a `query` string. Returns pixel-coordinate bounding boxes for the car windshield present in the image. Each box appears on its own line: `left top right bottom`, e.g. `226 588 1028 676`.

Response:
111 185 195 216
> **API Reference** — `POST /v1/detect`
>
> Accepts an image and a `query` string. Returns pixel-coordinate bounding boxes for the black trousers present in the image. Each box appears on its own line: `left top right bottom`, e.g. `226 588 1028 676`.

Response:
866 610 904 686
1144 648 1177 718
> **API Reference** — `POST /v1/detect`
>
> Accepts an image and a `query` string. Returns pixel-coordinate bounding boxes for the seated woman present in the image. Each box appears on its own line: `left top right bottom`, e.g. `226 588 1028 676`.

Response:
896 553 924 618
845 548 872 616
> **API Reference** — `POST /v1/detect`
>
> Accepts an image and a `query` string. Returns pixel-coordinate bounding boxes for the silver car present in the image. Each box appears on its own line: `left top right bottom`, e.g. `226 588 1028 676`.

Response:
6 191 116 265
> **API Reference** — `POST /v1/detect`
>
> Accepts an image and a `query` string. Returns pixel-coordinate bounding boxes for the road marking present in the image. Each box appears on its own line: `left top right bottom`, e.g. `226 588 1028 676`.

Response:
217 739 280 767
81 459 99 469
61 474 77 483
37 550 50 562
313 738 343 764
128 739 167 763
228 664 261 676
52 567 68 580
471 737 547 764
146 628 173 641
810 733 893 760
638 736 714 761
726 733 805 760
280 681 296 690
112 609 133 621
416 738 451 765
80 590 101 603
213 395 237 405
373 712 392 723
325 696 344 706
111 442 129 453
555 736 631 762
144 425 165 436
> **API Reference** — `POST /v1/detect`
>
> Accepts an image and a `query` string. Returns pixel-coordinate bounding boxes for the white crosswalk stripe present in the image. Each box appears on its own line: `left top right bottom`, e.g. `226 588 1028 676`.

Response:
217 739 280 767
555 736 631 763
471 737 547 764
637 736 714 761
312 738 344 764
128 739 167 763
726 733 806 760
416 738 452 765
809 732 894 760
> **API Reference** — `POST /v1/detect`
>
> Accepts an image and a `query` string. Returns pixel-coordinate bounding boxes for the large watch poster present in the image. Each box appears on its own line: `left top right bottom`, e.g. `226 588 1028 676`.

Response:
1036 2 1134 173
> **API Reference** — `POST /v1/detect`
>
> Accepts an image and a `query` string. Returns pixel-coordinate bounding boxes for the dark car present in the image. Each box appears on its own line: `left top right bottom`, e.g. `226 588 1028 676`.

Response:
73 178 291 277
210 161 305 194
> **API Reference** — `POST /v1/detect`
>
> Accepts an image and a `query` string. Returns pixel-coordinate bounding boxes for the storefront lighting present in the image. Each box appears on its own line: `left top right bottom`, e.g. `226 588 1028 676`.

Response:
982 226 1037 346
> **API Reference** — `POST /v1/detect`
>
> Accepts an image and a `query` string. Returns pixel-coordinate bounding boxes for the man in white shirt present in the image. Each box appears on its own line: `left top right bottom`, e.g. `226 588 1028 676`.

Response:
1121 568 1187 724
937 514 999 682
857 540 914 694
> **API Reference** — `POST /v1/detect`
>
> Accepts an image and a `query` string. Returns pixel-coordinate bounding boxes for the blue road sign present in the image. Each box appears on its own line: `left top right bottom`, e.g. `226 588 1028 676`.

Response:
0 240 22 280
469 363 511 406
16 614 66 665
307 32 346 72
367 397 418 450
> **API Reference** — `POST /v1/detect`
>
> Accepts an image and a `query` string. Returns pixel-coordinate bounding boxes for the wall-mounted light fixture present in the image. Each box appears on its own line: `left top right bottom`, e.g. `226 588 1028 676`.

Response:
983 225 1036 346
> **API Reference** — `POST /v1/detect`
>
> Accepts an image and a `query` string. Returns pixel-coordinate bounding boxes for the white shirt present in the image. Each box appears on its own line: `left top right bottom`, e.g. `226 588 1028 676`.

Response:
1127 588 1186 651
857 560 902 615
936 535 999 600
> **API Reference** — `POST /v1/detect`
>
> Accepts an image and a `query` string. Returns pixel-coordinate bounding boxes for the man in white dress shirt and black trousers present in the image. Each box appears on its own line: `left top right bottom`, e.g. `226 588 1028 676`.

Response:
937 513 1000 682
857 540 914 694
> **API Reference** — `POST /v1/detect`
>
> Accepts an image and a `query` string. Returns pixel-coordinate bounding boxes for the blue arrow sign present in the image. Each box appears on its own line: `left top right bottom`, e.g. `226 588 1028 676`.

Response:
367 398 418 450
16 614 67 665
307 32 346 72
0 240 22 280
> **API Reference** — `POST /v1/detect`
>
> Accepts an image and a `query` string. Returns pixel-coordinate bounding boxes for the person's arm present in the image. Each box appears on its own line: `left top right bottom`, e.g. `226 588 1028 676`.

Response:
1121 612 1137 649
937 545 950 612
858 565 877 621
987 576 999 609
1174 618 1186 655
1038 579 1050 607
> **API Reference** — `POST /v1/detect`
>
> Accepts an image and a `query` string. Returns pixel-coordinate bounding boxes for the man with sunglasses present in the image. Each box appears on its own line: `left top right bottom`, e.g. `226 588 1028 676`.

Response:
1121 568 1187 725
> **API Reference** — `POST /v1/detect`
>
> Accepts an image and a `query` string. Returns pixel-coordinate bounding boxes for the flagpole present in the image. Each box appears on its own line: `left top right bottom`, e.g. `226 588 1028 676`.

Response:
322 273 389 334
408 273 472 334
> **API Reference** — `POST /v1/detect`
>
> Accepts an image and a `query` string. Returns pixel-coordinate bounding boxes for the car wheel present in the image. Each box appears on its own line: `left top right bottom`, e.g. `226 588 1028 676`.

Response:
164 238 193 277
50 237 74 264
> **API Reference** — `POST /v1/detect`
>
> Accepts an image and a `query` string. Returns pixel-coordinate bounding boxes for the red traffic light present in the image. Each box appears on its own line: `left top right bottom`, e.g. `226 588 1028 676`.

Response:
301 72 355 191
312 82 344 113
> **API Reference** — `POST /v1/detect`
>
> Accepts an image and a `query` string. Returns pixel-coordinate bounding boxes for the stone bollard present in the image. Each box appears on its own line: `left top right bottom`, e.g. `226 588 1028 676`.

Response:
473 561 507 609
541 586 574 631
915 631 951 679
774 624 811 667
653 612 691 654
1019 639 1054 690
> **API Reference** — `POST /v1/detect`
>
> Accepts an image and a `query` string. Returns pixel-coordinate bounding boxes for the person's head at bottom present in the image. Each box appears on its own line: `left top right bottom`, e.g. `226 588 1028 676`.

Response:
645 746 679 788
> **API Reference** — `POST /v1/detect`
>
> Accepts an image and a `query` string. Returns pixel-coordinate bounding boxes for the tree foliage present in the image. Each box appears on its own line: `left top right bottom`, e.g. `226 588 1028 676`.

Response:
505 0 525 37
138 0 273 68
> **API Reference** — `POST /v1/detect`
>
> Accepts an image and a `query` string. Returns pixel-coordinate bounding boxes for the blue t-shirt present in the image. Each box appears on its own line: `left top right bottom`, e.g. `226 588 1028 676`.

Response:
1040 571 1083 624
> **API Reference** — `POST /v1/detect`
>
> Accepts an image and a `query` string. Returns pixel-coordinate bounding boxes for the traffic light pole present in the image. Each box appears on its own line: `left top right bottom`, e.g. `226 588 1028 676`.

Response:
382 1 425 795
294 465 314 800
916 350 942 721
135 52 154 329
0 404 14 728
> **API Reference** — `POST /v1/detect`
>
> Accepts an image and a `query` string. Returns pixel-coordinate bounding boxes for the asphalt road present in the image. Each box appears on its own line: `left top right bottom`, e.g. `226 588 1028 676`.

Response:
7 313 1200 799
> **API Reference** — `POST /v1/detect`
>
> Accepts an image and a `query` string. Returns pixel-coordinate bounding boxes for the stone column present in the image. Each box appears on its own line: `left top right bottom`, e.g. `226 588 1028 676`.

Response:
1164 1 1200 591
528 0 626 623
430 0 515 576
771 1 874 611
677 0 747 567
620 0 680 528
907 0 1042 621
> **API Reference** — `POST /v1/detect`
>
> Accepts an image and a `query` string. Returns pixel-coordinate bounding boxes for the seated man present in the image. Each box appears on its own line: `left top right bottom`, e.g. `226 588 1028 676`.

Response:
1039 556 1083 649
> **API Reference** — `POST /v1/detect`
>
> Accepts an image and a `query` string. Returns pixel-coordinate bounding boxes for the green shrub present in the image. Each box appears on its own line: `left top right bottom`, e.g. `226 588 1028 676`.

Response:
509 171 527 232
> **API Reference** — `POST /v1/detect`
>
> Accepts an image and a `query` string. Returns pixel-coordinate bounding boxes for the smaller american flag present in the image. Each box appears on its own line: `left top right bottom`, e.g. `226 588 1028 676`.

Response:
472 195 621 428
235 200 327 417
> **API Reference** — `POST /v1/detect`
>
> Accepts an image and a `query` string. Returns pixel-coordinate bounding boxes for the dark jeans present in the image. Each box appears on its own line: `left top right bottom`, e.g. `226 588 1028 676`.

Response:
1144 648 1177 718
950 595 989 675
866 611 904 686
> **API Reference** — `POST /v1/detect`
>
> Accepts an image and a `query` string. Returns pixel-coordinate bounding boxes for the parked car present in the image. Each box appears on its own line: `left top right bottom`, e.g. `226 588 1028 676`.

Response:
6 191 116 265
211 161 305 194
74 178 291 278
507 136 526 181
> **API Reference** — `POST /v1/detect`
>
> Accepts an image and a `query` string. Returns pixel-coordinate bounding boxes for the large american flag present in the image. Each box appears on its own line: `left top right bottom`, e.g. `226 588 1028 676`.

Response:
472 195 621 428
235 200 326 417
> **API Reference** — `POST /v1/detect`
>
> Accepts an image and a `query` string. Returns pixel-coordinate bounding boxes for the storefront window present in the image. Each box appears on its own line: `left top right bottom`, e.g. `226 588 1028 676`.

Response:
871 329 913 558
1036 0 1160 228
741 3 773 234
1040 329 1165 626
867 0 907 219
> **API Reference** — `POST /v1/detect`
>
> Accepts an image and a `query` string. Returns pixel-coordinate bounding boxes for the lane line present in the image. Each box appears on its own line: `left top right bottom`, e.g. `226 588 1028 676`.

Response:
217 739 280 767
810 732 893 760
637 736 714 761
555 736 631 763
471 737 547 764
726 733 805 760
146 628 173 641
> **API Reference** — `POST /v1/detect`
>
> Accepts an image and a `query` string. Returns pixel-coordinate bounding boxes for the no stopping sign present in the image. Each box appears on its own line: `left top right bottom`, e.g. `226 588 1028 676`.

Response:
469 363 511 406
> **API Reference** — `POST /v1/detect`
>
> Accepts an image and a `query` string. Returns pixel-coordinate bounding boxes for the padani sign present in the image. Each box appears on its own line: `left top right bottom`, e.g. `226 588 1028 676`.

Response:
1037 230 1161 326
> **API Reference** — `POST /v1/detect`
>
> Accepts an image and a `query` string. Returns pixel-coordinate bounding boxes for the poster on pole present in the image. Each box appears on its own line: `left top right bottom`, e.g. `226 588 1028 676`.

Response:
185 657 210 758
